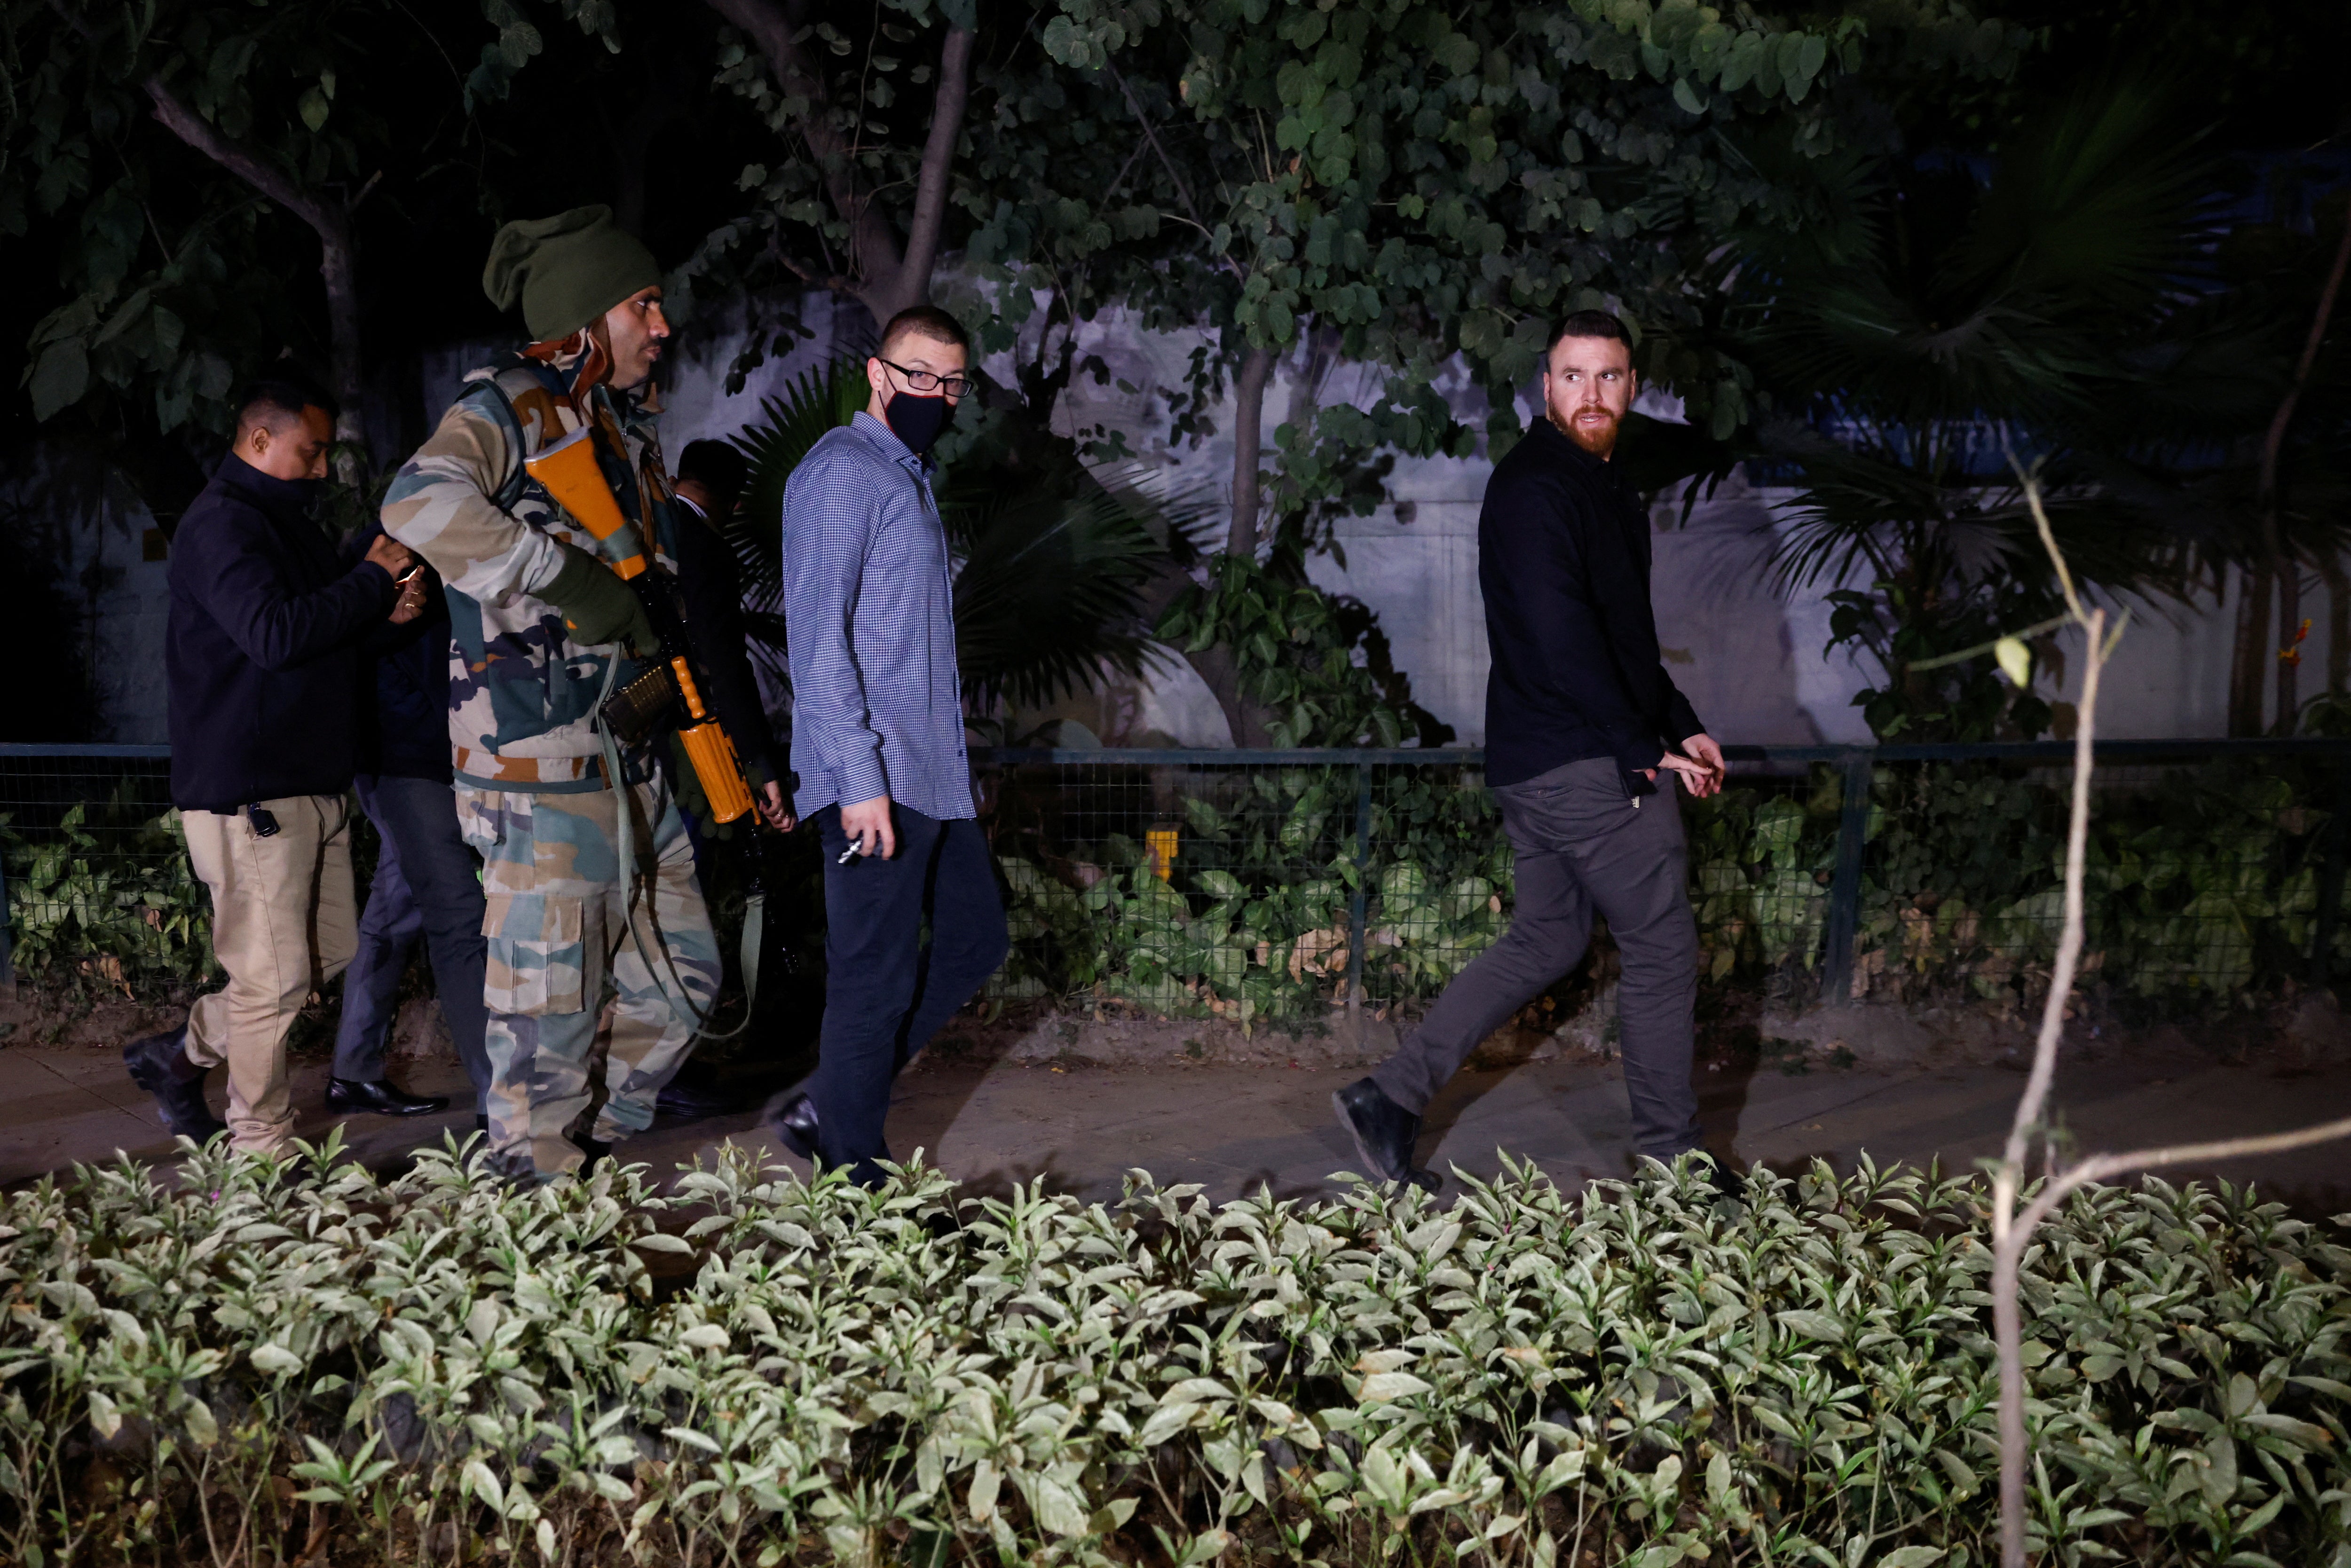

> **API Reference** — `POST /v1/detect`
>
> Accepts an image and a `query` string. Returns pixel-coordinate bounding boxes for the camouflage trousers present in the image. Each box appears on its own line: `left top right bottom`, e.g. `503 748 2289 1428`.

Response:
456 771 719 1177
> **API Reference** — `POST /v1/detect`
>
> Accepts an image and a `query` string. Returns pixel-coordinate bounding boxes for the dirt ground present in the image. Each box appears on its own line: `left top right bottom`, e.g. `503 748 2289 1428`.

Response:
6 977 2348 1212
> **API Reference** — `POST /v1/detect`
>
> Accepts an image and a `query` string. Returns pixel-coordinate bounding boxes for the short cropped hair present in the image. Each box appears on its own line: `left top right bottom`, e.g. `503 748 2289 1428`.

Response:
877 304 970 360
233 376 338 435
1546 310 1633 355
676 439 748 503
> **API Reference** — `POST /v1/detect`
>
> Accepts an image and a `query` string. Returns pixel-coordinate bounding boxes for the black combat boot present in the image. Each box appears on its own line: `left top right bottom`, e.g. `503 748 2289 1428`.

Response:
123 1025 226 1143
1332 1078 1440 1193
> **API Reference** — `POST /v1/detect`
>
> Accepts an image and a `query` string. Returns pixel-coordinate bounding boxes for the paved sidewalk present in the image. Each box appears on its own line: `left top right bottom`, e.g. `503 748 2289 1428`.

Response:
5 1031 2347 1211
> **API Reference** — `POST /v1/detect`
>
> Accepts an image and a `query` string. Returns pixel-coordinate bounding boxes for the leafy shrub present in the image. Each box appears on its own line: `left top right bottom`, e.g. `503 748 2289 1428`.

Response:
0 789 213 994
2 1143 2345 1567
986 754 2339 1022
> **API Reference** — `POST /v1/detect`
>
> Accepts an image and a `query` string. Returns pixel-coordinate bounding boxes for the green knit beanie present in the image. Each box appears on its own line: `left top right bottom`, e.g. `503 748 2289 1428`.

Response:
482 205 662 342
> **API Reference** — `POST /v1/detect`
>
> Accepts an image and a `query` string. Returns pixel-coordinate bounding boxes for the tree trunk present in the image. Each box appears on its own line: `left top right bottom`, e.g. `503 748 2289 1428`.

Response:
143 77 369 464
316 214 366 459
2259 208 2351 731
2229 561 2274 736
704 0 973 323
1227 344 1277 558
2277 560 2304 728
1134 559 1274 747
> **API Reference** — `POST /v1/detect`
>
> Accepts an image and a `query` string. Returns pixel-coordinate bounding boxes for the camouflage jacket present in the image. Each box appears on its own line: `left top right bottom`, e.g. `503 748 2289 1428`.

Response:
381 351 678 791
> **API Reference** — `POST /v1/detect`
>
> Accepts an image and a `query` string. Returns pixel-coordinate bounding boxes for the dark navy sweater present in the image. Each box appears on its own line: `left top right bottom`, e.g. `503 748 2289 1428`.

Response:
166 455 394 811
353 520 453 783
1479 418 1704 790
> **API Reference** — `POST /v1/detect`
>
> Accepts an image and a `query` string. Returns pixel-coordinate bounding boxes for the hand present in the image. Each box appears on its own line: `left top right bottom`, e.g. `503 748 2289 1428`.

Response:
388 572 427 624
754 780 795 833
1679 733 1726 798
838 795 896 860
1650 734 1725 799
363 533 413 579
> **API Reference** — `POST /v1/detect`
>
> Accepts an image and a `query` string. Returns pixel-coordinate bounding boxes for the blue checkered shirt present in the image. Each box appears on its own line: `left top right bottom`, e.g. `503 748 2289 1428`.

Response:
782 412 975 823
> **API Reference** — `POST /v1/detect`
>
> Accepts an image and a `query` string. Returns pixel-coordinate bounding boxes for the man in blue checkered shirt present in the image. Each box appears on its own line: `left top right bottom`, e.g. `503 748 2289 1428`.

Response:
765 305 1009 1185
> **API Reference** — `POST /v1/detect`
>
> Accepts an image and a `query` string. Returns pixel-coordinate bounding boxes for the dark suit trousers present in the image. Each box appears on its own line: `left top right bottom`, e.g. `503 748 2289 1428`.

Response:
1370 756 1704 1160
812 804 1010 1185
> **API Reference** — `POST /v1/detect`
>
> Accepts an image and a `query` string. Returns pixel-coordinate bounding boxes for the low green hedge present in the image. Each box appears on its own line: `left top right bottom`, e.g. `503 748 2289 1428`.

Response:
1 1140 2345 1567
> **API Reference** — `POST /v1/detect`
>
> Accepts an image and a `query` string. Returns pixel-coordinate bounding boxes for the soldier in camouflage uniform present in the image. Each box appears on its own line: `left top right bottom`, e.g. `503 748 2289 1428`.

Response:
381 206 740 1179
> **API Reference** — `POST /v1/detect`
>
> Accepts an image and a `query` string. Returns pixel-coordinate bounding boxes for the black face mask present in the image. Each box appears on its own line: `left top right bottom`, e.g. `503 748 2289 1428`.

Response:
884 392 954 457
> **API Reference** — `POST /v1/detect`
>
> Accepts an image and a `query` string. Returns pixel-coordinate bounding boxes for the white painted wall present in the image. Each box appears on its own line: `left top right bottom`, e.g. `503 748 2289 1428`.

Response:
43 287 2313 748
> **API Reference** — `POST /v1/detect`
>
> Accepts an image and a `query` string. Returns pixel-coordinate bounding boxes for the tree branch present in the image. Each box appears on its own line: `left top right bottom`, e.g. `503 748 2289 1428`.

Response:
142 74 366 456
142 76 331 237
1106 59 1244 284
891 25 975 318
705 0 971 323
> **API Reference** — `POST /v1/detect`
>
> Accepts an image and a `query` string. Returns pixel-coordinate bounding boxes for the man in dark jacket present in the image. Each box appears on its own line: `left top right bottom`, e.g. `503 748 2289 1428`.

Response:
1333 311 1728 1192
329 530 493 1126
126 378 447 1152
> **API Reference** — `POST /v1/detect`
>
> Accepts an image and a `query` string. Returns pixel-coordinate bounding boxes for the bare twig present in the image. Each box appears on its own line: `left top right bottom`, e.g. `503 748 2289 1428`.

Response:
1986 453 2351 1568
1105 60 1244 284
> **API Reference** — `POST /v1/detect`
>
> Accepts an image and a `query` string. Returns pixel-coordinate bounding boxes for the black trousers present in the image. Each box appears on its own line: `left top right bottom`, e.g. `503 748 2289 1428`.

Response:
811 804 1010 1184
1370 756 1704 1161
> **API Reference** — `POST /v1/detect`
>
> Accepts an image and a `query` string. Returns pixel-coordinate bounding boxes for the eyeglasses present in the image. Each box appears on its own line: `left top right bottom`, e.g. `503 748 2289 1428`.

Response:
876 357 977 398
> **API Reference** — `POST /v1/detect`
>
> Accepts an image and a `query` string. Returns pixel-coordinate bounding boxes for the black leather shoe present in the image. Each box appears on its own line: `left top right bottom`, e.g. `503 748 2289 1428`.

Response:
326 1078 450 1117
762 1090 821 1163
124 1025 225 1142
1333 1078 1439 1193
1694 1152 1745 1207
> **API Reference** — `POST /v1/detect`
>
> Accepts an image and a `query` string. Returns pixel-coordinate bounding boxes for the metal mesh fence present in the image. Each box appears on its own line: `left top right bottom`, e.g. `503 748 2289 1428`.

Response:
5 741 2345 1018
0 746 212 996
1848 753 2346 1012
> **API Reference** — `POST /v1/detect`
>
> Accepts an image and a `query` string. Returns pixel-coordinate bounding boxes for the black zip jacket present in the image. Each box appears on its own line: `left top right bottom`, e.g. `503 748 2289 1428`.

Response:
1479 417 1703 791
166 455 395 811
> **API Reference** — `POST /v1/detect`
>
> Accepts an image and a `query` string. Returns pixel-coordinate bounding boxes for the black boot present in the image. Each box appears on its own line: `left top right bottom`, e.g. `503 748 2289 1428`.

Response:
123 1026 226 1143
762 1090 821 1163
326 1077 450 1116
1333 1078 1439 1193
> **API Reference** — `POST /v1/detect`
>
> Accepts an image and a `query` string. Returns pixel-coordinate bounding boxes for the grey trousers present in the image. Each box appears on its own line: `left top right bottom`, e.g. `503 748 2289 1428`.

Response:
1370 756 1704 1159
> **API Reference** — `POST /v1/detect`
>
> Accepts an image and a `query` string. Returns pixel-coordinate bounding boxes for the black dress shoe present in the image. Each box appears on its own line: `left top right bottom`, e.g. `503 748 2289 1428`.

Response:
124 1025 226 1142
762 1090 821 1163
1333 1078 1440 1193
1694 1152 1745 1207
326 1078 450 1117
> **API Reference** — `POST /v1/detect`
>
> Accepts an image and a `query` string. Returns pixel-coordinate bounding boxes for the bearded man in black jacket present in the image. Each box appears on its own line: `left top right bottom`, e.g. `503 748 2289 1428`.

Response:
1334 311 1730 1193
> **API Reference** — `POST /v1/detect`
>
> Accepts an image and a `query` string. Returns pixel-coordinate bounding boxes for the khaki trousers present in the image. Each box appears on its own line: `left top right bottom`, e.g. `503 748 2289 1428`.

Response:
180 796 359 1153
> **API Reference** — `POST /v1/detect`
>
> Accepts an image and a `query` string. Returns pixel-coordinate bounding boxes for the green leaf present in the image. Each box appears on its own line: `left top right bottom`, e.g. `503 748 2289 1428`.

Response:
298 87 331 132
27 339 88 422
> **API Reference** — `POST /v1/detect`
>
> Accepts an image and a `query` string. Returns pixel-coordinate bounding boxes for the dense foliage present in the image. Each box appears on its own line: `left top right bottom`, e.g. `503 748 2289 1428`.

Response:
2 1143 2345 1567
5 756 2337 1021
983 755 2343 1022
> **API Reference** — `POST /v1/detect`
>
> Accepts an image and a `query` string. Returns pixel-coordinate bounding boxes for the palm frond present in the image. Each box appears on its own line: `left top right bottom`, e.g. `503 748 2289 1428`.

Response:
725 358 870 596
718 362 1202 716
953 465 1207 711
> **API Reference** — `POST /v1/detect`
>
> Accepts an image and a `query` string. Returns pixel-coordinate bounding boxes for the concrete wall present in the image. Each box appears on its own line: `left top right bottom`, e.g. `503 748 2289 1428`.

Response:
0 439 171 744
35 289 2315 747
